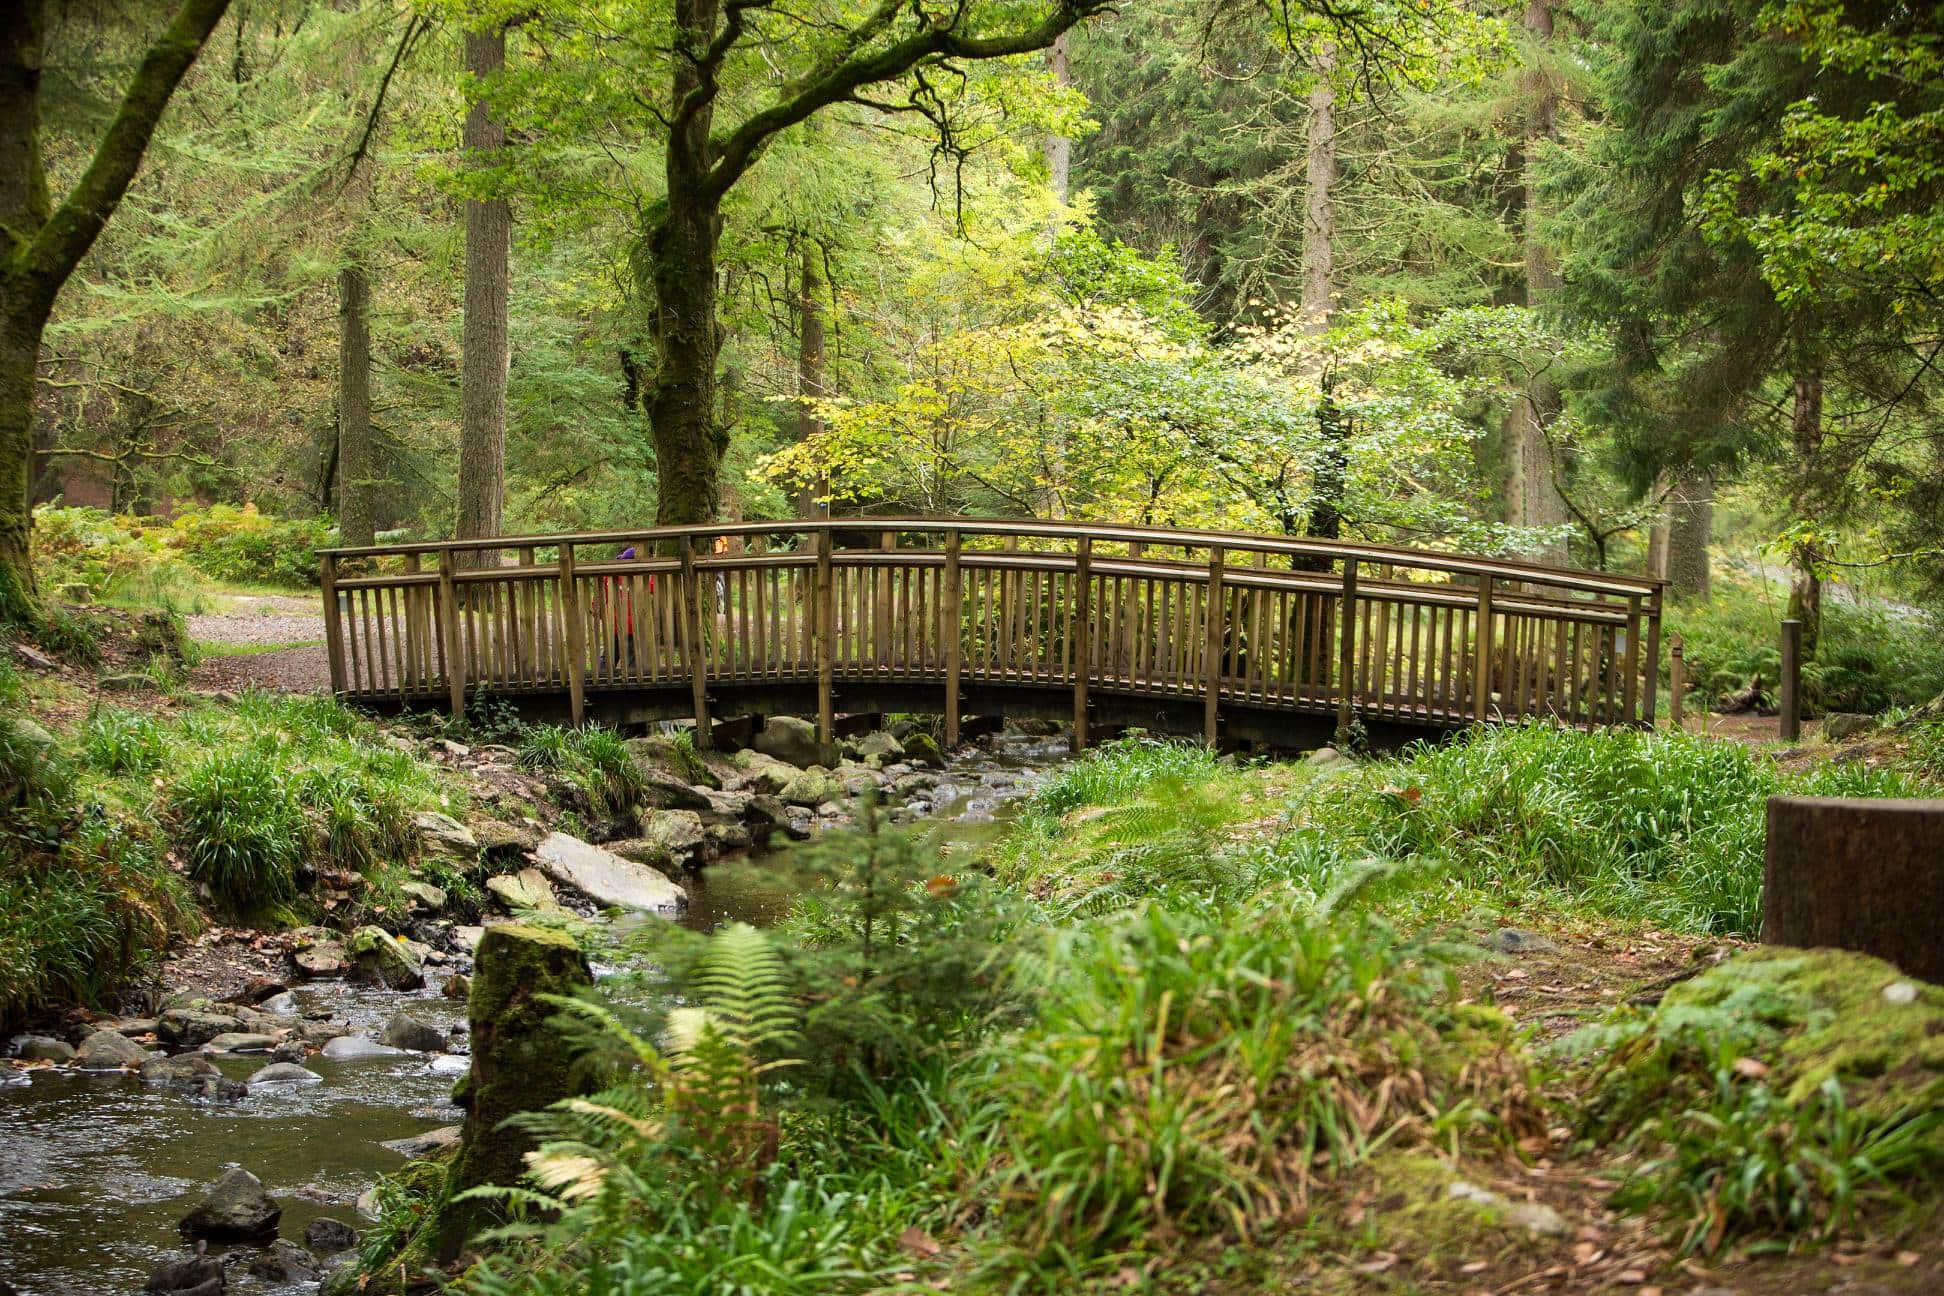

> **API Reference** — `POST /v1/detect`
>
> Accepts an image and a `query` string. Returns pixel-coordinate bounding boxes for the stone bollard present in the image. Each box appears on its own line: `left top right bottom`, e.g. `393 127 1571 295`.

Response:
1763 796 1944 982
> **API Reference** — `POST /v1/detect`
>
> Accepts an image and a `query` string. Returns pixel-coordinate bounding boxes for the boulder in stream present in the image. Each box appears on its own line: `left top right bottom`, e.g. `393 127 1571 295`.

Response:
485 867 559 913
903 731 945 767
380 1124 462 1158
248 1061 322 1087
729 748 800 795
304 1217 358 1255
248 1240 318 1283
290 928 351 979
72 1028 151 1069
321 1035 411 1062
379 1011 448 1053
534 832 684 911
348 927 424 991
12 1035 73 1062
158 1009 243 1049
751 715 837 769
143 1253 224 1295
178 1167 281 1241
778 767 842 808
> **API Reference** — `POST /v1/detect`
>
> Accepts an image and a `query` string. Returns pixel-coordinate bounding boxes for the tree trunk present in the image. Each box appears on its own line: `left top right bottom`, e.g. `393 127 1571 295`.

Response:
1788 367 1824 659
1044 32 1071 206
645 0 725 531
0 304 42 624
456 25 507 555
1666 470 1714 603
1510 0 1568 565
0 0 231 625
1300 50 1335 333
794 242 827 520
336 261 375 549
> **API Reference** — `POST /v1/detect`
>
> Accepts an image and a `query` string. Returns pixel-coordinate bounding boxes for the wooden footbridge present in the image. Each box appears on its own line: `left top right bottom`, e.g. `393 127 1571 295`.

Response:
320 519 1662 749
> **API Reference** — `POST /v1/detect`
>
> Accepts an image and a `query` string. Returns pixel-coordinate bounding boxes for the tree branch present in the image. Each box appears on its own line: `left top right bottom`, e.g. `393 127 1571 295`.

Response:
21 0 232 286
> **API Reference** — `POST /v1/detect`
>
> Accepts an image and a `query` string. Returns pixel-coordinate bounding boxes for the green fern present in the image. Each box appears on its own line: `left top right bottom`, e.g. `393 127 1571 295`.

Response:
688 921 801 1061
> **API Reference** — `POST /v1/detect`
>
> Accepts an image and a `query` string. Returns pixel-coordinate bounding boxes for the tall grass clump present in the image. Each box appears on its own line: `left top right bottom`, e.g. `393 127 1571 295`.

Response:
1026 735 1228 816
165 749 307 909
80 705 166 776
984 897 1538 1266
1301 723 1931 935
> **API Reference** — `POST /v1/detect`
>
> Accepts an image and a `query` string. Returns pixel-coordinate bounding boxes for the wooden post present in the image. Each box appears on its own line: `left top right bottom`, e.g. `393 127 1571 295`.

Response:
1072 535 1093 751
815 528 835 743
1202 546 1225 745
1779 617 1802 742
1764 795 1944 982
1471 577 1495 723
1621 594 1642 725
559 544 585 726
1336 558 1358 737
877 529 896 667
942 530 962 746
1641 587 1662 727
680 537 713 747
1667 634 1685 732
438 548 466 716
321 554 347 695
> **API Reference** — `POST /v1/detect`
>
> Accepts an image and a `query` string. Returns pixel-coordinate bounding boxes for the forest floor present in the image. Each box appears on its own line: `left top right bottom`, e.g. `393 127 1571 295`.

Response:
185 594 329 693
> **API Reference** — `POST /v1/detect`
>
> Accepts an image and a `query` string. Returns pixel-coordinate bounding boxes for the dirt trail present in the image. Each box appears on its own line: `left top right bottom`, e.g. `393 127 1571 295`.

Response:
186 594 332 694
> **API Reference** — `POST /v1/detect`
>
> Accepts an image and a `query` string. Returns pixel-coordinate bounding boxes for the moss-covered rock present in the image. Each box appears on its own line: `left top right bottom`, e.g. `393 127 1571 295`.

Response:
1582 947 1944 1128
348 925 423 991
434 922 593 1261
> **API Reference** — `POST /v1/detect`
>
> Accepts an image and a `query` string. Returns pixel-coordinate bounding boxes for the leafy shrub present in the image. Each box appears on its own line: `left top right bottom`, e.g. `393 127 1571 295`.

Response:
985 899 1537 1262
166 749 307 909
165 502 334 588
1666 576 1944 715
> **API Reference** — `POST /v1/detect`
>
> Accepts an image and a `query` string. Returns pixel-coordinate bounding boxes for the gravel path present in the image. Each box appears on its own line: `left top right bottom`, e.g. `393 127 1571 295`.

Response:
187 596 333 694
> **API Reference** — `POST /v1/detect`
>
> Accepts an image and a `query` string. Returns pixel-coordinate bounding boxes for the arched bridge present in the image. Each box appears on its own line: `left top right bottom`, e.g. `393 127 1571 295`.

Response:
320 519 1663 749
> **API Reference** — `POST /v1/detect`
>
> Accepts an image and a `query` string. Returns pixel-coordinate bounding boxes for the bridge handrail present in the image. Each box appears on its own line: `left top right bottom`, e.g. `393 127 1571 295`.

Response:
320 516 1663 599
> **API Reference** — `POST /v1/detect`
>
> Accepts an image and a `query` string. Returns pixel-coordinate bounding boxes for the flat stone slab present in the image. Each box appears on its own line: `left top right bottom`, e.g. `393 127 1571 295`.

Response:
533 832 685 912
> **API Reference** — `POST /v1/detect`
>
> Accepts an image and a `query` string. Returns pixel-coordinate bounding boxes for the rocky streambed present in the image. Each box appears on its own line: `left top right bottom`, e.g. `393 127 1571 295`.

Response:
0 721 1070 1296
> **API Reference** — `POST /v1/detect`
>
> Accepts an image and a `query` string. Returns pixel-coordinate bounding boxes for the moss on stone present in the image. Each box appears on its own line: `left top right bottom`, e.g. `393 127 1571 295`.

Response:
1583 946 1944 1131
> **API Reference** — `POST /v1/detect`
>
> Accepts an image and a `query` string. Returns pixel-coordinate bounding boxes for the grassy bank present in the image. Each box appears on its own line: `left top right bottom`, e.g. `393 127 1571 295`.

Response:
358 727 1942 1295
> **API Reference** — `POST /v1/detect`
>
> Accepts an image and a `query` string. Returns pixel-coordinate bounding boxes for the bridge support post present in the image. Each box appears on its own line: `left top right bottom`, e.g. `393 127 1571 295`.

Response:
1335 559 1358 740
1667 634 1685 731
816 529 835 743
943 531 962 746
1072 535 1092 751
1203 547 1225 746
1641 587 1662 727
439 549 466 716
321 553 346 695
679 538 713 748
559 543 585 726
1779 617 1802 742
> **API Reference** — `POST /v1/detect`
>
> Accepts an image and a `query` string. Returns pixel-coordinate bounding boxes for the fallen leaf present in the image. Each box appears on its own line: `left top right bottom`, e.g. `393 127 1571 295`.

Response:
1896 1251 1920 1266
1731 1056 1770 1080
1460 1260 1488 1274
899 1226 942 1258
1615 1271 1646 1285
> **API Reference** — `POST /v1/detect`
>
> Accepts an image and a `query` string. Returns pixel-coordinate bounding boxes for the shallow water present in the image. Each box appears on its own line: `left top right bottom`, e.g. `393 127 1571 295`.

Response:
0 729 1065 1295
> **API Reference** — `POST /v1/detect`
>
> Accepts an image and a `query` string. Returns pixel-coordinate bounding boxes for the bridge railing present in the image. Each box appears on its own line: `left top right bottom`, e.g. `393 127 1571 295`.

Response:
319 518 1662 746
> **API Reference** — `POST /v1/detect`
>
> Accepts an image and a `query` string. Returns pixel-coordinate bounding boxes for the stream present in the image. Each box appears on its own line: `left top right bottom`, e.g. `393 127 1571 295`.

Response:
0 729 1070 1296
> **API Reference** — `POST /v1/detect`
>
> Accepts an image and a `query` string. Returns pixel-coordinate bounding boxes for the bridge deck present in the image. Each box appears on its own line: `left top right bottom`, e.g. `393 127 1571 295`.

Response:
319 518 1662 747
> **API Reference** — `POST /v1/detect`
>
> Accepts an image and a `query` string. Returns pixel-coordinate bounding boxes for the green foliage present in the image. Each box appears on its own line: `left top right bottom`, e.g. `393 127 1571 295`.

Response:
80 706 166 776
165 749 308 910
1027 735 1227 816
1571 948 1944 1253
32 504 331 598
984 898 1534 1263
1613 1072 1941 1256
0 802 194 1028
1667 577 1944 714
1298 722 1931 935
517 724 647 817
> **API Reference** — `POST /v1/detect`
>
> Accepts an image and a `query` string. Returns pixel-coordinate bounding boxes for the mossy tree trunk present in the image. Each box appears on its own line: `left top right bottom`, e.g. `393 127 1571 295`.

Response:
0 0 232 626
336 260 375 549
456 24 508 563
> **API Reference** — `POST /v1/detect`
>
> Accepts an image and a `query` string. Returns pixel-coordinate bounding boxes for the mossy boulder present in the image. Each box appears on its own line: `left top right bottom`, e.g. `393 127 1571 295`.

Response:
1582 947 1944 1128
348 926 424 990
434 923 593 1262
778 766 843 808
